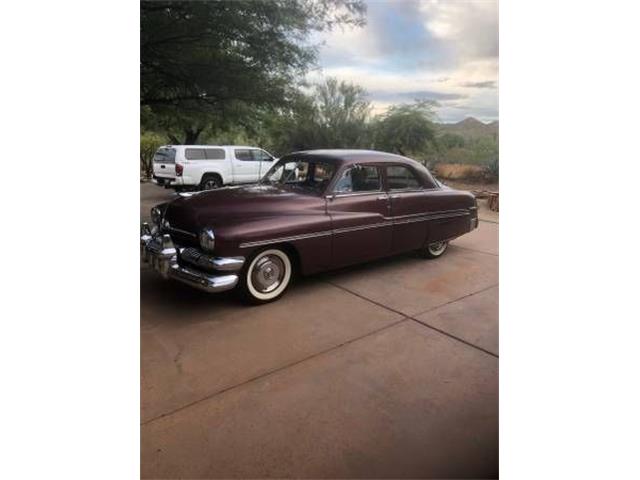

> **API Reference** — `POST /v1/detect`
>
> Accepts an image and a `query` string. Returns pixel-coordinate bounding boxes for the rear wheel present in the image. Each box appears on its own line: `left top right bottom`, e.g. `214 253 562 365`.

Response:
422 240 449 259
200 175 222 191
240 248 293 304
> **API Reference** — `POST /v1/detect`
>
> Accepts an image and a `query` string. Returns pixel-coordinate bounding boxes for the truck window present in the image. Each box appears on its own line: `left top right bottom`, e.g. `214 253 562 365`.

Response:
204 148 225 160
253 149 273 162
185 148 206 160
234 149 253 161
153 147 176 164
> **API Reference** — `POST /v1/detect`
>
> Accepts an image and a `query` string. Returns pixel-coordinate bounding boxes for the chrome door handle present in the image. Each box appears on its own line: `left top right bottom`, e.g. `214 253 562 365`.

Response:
390 194 401 199
377 195 388 201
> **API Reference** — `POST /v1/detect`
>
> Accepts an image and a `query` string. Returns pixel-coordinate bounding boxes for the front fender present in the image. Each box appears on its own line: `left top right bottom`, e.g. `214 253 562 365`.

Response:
212 212 333 274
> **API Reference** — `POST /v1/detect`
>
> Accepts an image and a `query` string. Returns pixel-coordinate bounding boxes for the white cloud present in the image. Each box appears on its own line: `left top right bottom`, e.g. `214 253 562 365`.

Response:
308 0 499 122
311 57 498 122
419 0 498 60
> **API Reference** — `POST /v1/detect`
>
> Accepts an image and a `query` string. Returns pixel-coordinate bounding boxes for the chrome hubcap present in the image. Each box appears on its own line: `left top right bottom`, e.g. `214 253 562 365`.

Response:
251 255 285 293
428 241 447 255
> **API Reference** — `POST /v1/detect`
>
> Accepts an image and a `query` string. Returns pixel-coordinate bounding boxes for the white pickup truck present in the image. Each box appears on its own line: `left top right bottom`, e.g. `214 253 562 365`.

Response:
152 145 276 190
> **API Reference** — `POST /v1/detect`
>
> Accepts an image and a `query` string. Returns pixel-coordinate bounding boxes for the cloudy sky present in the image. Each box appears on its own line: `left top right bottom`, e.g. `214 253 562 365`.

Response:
308 0 498 123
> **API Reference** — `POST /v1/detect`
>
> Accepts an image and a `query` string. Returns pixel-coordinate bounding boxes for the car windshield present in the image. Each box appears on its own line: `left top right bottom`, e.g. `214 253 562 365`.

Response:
261 159 336 194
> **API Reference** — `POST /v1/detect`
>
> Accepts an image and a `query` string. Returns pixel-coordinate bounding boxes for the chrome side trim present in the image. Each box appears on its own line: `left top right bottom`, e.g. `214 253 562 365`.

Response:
389 209 470 221
391 211 469 225
329 190 383 199
239 230 332 249
388 188 425 194
238 209 470 248
333 222 392 235
329 188 439 199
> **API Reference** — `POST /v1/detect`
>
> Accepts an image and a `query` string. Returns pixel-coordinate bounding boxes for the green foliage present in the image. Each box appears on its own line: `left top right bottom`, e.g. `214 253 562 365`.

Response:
487 157 499 179
438 133 465 149
140 131 165 178
373 100 437 157
141 0 366 144
315 78 372 147
255 78 371 155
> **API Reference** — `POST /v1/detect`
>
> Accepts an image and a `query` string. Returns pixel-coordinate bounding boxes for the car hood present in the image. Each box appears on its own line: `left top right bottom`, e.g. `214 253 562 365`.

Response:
164 184 324 233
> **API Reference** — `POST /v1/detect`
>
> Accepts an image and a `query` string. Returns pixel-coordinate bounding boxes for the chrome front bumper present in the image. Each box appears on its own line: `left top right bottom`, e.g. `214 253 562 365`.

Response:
140 223 244 293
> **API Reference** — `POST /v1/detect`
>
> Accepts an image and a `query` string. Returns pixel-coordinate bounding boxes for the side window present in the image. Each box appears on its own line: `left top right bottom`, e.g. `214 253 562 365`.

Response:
204 148 226 160
185 148 206 160
253 149 273 162
386 165 422 190
334 165 381 193
234 149 253 161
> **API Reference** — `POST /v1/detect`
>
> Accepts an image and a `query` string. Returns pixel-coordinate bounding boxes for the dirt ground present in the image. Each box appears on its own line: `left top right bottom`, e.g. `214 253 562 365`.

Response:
140 183 499 478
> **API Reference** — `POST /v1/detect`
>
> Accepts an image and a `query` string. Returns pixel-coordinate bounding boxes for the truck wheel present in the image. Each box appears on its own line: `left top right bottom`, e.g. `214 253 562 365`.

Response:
200 175 222 190
240 248 293 304
422 241 449 259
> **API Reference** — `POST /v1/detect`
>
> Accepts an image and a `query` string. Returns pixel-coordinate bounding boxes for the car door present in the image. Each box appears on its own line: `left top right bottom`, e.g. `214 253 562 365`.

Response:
327 164 392 268
183 147 207 185
232 148 258 183
386 164 428 254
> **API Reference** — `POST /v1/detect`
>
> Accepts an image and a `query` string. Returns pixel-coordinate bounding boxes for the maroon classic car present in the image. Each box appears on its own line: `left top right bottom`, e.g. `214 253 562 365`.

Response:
141 150 478 303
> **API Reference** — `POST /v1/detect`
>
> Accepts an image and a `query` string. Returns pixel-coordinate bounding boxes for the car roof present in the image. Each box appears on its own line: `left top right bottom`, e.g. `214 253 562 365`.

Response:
281 149 419 167
160 145 265 149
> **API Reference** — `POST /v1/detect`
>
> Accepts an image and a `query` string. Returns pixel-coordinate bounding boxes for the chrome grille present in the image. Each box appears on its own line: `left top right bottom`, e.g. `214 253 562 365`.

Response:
180 247 215 271
181 247 204 264
179 248 245 272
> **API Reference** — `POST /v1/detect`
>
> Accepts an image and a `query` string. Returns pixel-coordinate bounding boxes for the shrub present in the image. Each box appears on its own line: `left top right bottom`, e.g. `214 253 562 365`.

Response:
485 157 499 181
140 131 165 179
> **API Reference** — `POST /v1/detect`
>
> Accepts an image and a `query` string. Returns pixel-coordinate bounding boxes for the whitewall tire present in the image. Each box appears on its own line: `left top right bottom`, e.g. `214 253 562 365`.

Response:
423 241 449 259
241 248 293 304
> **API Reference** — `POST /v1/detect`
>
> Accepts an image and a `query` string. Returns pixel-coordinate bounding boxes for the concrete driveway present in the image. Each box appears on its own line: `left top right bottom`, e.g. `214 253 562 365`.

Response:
140 183 499 478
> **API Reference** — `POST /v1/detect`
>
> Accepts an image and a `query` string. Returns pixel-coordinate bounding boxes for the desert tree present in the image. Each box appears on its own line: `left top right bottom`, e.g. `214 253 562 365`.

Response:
141 0 366 144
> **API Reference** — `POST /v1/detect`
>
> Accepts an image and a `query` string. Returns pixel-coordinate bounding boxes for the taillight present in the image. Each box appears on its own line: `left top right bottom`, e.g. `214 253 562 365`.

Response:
175 163 184 176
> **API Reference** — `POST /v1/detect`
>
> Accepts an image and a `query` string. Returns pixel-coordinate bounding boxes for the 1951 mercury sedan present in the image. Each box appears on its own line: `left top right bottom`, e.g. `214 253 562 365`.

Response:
141 150 478 304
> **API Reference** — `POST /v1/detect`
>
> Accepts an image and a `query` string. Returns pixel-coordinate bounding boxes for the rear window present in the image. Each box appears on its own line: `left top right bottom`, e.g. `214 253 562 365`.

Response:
204 148 226 160
387 165 421 190
153 147 176 164
185 148 206 160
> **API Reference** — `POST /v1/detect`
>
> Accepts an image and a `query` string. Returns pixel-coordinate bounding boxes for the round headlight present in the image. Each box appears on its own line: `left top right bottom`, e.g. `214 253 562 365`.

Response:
199 228 215 252
150 206 162 226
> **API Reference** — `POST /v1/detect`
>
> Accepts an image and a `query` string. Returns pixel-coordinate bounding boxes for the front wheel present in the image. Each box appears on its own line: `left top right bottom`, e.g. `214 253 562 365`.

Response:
422 241 449 259
240 248 293 304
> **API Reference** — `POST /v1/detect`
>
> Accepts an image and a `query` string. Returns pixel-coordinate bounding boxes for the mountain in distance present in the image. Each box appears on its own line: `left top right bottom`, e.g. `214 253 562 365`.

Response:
437 117 499 140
